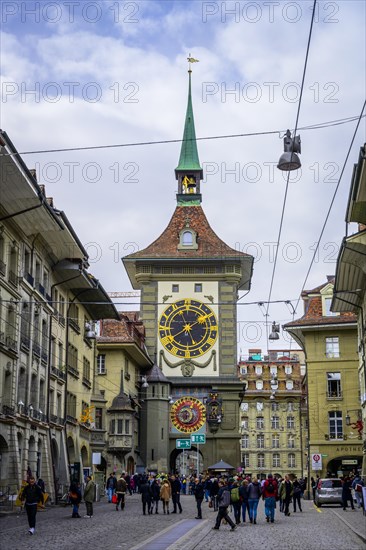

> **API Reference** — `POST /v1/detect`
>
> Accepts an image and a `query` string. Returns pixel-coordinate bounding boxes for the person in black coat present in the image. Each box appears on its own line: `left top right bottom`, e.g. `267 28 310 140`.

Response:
68 481 82 518
194 478 204 519
20 476 44 535
150 478 161 514
342 477 354 510
170 475 183 513
140 477 152 515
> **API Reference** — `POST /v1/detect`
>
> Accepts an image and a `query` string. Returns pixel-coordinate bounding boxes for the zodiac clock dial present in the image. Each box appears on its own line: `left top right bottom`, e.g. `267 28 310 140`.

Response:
159 299 218 358
170 397 206 433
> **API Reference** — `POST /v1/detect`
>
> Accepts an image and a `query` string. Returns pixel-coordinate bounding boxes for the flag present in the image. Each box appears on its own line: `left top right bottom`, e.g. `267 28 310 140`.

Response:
187 57 199 63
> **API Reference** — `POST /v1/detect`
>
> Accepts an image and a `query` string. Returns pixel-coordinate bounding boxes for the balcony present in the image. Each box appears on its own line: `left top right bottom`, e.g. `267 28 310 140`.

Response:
2 405 15 417
82 377 92 389
5 336 17 352
8 270 18 287
327 390 342 399
20 335 30 351
69 319 80 334
67 366 80 378
51 367 66 381
37 283 45 297
107 434 133 453
0 259 6 276
66 415 78 425
32 342 41 357
58 313 65 326
0 332 5 345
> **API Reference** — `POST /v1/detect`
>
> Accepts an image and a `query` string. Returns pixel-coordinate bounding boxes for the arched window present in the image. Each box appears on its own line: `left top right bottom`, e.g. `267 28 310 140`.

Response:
178 229 198 250
182 231 193 245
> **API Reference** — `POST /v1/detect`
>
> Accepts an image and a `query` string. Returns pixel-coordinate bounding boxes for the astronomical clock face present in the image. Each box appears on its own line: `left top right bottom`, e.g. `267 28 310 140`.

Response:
170 397 206 433
159 299 218 358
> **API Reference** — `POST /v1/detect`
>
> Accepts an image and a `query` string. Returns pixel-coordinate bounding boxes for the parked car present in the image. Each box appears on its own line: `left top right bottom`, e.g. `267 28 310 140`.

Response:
315 478 343 507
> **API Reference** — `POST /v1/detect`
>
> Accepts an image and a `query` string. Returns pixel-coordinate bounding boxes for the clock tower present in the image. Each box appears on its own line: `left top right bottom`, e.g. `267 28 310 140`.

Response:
123 68 254 472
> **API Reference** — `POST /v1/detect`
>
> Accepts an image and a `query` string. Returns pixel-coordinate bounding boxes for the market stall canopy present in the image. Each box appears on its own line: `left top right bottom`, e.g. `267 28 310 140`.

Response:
207 460 235 471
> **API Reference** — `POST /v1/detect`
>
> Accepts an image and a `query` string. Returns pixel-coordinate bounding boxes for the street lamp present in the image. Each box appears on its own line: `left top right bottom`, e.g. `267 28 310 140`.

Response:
277 130 301 171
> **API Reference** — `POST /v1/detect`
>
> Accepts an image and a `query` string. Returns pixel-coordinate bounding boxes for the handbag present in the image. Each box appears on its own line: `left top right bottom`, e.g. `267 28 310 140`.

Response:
69 491 78 500
209 500 213 508
112 494 118 504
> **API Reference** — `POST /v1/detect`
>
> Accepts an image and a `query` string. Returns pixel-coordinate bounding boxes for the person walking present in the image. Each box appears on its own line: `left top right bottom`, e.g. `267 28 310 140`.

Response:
311 477 317 502
230 478 241 524
279 474 293 516
194 477 204 519
342 476 355 511
210 477 219 511
68 481 82 518
83 475 95 518
212 480 237 531
105 473 116 503
262 473 278 523
248 476 262 524
140 476 152 515
292 477 302 512
352 474 364 509
115 474 127 511
170 475 183 514
150 477 161 514
239 479 250 523
160 478 171 514
20 476 44 535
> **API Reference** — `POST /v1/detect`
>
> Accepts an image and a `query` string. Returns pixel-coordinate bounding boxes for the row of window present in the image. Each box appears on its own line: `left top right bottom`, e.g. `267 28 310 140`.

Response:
240 365 294 375
242 453 297 468
241 401 296 412
241 434 296 448
249 379 295 390
241 416 296 430
109 419 131 435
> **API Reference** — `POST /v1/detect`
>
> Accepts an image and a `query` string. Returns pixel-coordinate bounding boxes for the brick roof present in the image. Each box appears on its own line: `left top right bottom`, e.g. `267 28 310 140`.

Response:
125 205 249 259
98 315 145 344
284 295 357 328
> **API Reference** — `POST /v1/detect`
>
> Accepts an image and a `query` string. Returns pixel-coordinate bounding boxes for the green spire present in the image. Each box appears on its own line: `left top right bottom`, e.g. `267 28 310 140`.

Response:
175 71 202 173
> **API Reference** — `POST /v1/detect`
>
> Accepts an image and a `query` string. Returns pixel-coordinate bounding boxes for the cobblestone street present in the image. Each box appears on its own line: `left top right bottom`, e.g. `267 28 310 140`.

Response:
1 494 365 550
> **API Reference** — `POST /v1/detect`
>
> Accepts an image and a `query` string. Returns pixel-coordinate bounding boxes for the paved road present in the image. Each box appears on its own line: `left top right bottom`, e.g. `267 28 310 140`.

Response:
0 494 364 550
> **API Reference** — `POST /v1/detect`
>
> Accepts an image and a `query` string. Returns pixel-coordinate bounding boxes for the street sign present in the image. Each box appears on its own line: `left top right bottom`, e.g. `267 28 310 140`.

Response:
176 439 191 449
191 434 206 444
312 453 322 471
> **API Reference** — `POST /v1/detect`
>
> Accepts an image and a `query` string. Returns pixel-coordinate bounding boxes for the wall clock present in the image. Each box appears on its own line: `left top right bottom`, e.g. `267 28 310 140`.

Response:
159 299 218 358
170 397 206 433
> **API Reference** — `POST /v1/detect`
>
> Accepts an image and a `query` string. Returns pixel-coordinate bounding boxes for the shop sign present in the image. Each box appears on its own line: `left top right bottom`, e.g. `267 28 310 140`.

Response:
342 459 358 465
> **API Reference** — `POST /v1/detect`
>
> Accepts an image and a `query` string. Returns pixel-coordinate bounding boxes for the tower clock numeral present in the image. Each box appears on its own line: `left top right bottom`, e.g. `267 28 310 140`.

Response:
207 337 216 346
170 345 178 355
161 335 173 346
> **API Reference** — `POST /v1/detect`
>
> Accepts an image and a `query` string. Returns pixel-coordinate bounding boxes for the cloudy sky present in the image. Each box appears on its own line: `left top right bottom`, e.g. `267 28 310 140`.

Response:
1 0 365 355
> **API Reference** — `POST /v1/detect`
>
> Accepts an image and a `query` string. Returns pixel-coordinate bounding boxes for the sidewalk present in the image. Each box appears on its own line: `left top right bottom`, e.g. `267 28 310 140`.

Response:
329 506 366 543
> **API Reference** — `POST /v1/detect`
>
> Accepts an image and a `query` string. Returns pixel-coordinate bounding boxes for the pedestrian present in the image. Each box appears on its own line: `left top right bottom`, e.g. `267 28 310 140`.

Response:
279 474 293 516
150 477 161 514
351 473 364 509
125 473 132 495
68 481 82 518
140 476 152 515
230 478 241 524
20 476 44 535
248 475 262 524
194 477 204 519
212 480 237 531
105 473 116 503
160 478 171 514
210 477 219 511
239 479 250 522
262 473 278 523
311 477 317 502
115 474 127 511
292 477 302 512
342 476 355 511
170 475 183 513
83 475 95 518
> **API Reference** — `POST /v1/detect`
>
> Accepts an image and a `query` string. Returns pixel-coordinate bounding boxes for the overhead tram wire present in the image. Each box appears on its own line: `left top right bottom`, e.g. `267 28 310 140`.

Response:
265 0 317 330
2 113 364 157
294 99 366 314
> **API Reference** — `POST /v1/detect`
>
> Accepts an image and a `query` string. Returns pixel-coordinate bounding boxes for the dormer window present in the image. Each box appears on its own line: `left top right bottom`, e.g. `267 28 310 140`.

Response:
178 228 198 250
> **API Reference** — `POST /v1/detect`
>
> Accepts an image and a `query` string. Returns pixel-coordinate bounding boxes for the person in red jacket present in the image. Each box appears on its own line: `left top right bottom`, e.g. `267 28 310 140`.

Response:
262 473 278 523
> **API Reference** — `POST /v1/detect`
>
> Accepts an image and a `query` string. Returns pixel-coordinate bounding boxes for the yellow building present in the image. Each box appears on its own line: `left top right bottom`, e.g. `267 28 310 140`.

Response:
285 278 362 479
238 348 305 480
332 143 366 477
93 313 153 475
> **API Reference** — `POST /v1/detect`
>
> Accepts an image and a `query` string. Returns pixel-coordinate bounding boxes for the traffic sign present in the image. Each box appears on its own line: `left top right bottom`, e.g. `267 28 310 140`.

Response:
191 434 206 444
176 439 191 449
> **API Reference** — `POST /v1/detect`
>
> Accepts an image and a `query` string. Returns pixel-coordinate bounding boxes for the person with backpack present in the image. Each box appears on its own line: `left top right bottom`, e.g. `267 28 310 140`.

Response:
248 476 262 524
230 479 241 524
212 480 237 531
262 473 278 523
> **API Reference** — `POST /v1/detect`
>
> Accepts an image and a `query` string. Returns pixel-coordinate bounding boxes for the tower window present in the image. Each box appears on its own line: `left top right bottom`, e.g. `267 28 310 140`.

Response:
194 283 202 292
178 229 198 250
182 231 193 245
172 284 179 293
